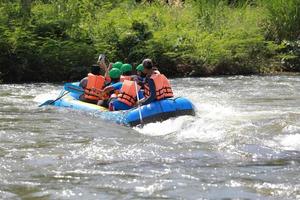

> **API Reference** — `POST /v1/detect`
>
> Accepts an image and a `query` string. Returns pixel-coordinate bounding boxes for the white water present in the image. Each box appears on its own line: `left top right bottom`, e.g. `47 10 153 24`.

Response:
1 76 300 199
135 77 300 154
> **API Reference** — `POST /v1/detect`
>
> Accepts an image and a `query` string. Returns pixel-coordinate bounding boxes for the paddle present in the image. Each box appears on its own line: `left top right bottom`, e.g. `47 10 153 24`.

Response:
39 82 84 107
98 54 112 80
134 81 143 126
98 54 105 64
64 82 84 94
38 90 70 107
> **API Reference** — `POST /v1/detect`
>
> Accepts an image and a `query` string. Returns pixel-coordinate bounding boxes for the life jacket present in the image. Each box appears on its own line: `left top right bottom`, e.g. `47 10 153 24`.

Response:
120 75 132 82
144 74 173 100
84 73 105 100
117 80 141 107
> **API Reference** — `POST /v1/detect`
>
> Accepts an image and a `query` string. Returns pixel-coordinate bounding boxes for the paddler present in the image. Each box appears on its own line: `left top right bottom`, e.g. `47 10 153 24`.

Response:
106 79 142 111
79 64 105 104
99 66 144 111
136 58 174 106
97 68 123 107
78 54 111 104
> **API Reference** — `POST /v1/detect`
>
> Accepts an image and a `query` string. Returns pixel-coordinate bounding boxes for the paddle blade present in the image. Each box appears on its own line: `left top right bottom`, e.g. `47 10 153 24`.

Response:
97 54 105 64
64 83 84 94
38 100 54 107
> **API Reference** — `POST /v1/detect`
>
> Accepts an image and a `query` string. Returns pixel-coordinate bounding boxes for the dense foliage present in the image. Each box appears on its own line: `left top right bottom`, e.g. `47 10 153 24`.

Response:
0 0 299 83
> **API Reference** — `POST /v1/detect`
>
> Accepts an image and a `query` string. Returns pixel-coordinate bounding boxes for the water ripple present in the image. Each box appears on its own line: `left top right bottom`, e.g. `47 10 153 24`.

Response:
1 76 300 199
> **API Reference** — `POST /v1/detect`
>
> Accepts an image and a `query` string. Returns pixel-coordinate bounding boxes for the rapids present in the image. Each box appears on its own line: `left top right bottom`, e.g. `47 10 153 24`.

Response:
1 76 300 199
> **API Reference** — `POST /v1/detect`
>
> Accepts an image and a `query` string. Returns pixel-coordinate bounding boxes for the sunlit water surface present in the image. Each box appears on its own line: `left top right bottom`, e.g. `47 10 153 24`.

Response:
1 76 300 199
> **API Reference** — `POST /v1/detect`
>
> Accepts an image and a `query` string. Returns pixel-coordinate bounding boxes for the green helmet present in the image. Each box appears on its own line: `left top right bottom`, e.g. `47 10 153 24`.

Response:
112 61 123 69
121 63 133 73
136 64 144 72
109 68 121 79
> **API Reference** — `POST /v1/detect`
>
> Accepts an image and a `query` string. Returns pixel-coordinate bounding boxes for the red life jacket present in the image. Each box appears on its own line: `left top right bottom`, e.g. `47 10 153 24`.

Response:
120 75 132 82
144 74 174 100
117 80 141 107
84 73 105 100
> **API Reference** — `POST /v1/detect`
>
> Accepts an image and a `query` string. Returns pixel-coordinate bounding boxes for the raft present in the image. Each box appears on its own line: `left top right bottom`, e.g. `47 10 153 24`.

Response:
51 82 196 126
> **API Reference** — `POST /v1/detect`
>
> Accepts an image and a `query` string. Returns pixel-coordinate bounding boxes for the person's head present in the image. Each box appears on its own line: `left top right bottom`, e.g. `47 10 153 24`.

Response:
91 64 101 75
112 61 123 70
136 64 144 77
121 63 133 76
109 68 121 82
142 58 153 76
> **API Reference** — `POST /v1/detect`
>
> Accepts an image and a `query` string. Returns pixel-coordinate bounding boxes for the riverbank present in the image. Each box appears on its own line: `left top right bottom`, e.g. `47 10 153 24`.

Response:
0 0 299 83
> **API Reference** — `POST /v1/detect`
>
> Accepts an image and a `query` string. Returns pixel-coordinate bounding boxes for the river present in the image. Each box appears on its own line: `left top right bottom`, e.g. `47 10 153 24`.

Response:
1 76 300 199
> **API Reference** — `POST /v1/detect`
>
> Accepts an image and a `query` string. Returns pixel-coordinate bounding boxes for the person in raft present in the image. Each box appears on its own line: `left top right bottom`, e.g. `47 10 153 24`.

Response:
97 68 123 107
107 79 144 111
100 65 144 111
78 56 118 104
137 58 173 106
79 64 105 104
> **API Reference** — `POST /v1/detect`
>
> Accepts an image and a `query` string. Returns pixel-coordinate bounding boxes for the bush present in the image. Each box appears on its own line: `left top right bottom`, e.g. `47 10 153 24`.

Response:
0 0 299 83
262 0 300 42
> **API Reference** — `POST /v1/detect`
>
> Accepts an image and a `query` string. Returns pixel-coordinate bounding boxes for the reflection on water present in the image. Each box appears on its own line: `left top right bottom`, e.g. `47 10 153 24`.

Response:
1 76 300 199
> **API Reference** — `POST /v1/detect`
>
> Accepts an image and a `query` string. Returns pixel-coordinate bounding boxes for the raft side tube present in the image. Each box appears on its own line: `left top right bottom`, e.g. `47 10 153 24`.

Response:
126 97 195 126
51 82 196 126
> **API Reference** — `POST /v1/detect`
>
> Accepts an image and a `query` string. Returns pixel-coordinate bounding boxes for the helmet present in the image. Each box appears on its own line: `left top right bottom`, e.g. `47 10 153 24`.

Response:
136 64 144 72
121 63 133 73
109 68 121 79
112 61 123 70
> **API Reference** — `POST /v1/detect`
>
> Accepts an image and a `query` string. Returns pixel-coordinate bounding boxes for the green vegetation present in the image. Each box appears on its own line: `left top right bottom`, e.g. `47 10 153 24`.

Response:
0 0 299 83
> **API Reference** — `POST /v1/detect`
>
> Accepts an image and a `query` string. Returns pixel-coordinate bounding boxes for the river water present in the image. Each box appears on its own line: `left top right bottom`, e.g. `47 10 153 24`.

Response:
1 76 300 199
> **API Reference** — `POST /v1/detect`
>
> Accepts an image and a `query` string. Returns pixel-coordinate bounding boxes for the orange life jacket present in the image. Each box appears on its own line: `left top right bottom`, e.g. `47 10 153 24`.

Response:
117 80 141 107
120 75 132 82
84 73 105 100
144 74 174 100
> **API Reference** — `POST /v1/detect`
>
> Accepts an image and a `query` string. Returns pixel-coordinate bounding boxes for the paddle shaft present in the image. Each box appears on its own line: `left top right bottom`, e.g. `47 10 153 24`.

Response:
38 90 70 107
65 84 84 93
64 83 110 100
134 81 143 125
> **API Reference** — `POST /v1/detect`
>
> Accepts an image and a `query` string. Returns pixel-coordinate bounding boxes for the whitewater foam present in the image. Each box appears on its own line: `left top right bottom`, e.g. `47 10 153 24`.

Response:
275 134 300 151
134 101 237 144
33 90 61 103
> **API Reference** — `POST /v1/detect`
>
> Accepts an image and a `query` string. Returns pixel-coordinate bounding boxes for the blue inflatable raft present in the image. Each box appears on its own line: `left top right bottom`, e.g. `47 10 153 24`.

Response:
48 82 196 126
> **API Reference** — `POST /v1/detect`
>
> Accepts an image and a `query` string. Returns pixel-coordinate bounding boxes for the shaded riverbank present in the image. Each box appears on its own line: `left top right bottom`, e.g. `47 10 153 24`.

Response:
1 0 300 83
